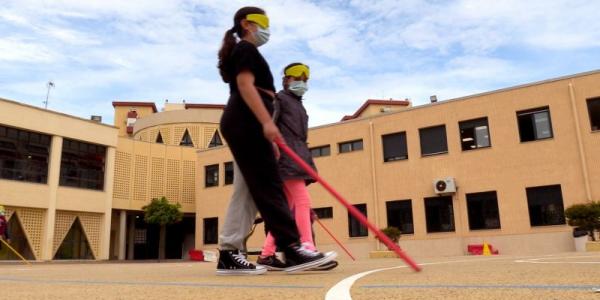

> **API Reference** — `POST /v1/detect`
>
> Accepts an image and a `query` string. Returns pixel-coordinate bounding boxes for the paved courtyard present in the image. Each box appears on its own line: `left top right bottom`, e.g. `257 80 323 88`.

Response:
1 252 599 299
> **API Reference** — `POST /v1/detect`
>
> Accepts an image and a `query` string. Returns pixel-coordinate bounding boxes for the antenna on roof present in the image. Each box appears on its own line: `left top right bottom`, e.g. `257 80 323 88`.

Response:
43 81 55 109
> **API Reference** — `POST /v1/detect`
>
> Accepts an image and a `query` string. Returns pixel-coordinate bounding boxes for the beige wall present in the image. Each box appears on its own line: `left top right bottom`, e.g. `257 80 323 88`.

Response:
1 97 118 260
195 70 600 257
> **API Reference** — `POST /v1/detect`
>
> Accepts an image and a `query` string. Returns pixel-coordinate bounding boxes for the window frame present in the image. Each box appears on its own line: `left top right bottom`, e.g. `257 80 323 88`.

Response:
204 164 219 188
458 117 492 151
466 191 501 230
516 106 554 142
526 184 566 227
385 199 414 234
338 139 364 154
59 138 106 191
419 125 448 157
348 203 368 237
0 124 52 184
382 131 408 162
310 145 331 158
224 161 234 185
203 217 219 244
587 97 600 132
424 196 455 233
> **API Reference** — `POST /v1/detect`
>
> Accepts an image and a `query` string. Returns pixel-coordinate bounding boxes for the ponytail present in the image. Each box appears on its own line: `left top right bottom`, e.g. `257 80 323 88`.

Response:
217 6 265 83
218 28 237 83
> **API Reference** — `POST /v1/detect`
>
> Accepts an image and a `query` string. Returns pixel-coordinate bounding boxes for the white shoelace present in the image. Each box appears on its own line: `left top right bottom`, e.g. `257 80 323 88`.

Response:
232 252 252 267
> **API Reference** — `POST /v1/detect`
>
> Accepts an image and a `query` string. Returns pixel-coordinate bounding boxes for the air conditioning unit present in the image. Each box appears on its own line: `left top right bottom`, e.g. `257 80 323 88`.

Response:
433 177 456 194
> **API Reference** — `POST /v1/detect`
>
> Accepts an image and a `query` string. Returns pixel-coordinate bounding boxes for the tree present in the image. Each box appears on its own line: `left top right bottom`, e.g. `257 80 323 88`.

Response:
381 226 402 243
142 197 183 260
564 202 600 241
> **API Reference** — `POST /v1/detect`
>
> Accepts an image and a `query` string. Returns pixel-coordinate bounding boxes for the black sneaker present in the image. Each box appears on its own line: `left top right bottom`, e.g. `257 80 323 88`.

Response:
257 254 288 271
309 260 338 271
216 250 267 275
283 243 337 273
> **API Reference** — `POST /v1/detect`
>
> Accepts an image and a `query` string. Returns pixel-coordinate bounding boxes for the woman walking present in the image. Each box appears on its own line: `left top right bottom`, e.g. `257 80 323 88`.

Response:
216 6 336 275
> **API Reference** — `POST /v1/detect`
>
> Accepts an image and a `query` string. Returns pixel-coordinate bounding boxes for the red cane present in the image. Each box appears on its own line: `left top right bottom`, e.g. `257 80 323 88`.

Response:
275 138 421 272
312 210 356 261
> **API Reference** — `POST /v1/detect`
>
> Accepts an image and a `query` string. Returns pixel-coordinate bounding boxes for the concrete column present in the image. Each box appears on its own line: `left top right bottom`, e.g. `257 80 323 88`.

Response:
118 210 127 260
127 215 135 260
42 135 63 261
100 147 116 260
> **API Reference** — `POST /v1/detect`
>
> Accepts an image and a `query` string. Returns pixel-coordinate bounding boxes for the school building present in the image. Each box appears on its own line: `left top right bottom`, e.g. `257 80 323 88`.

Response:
1 69 599 261
196 70 600 258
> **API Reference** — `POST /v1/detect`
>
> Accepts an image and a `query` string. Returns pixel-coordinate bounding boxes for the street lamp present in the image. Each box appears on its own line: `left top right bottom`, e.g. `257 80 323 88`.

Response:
44 81 55 109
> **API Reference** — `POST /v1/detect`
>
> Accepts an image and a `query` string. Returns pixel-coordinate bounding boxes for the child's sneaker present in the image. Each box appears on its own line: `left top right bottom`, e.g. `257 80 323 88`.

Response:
216 249 267 275
283 243 337 273
256 254 288 271
309 260 338 271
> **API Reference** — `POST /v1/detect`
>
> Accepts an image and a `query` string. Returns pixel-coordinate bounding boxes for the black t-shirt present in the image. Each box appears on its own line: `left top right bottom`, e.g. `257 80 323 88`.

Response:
227 40 275 94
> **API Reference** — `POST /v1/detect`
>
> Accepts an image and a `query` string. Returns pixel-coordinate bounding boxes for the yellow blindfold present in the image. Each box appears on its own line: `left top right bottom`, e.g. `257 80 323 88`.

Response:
246 14 269 29
284 64 310 79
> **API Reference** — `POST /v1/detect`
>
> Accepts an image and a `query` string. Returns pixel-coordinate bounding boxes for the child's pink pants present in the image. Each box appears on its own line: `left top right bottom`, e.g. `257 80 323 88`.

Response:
261 179 315 256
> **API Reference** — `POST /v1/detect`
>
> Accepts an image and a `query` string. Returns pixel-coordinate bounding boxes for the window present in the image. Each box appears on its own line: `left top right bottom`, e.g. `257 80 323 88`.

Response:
180 129 194 147
203 217 218 244
385 200 414 234
466 191 501 230
310 145 331 158
208 130 223 148
587 97 600 131
0 125 51 184
348 204 368 237
155 131 163 144
517 107 553 142
339 140 363 153
382 132 408 162
459 118 491 151
424 196 455 233
224 162 234 185
204 164 219 187
59 139 106 190
419 125 448 156
526 185 565 226
313 207 333 219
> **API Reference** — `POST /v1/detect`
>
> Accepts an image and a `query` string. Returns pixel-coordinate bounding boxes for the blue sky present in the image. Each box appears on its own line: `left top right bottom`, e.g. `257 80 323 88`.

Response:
1 0 600 126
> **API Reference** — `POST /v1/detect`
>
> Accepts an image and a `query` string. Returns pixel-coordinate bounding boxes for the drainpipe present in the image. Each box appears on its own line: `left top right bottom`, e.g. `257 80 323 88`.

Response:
568 82 592 202
369 121 381 250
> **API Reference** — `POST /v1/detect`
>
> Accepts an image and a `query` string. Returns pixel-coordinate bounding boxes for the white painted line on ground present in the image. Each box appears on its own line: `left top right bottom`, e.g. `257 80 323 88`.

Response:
325 257 505 300
515 254 600 264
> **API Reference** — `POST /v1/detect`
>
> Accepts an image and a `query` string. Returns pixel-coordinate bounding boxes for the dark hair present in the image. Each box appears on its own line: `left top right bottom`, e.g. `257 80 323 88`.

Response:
217 6 265 83
281 62 306 89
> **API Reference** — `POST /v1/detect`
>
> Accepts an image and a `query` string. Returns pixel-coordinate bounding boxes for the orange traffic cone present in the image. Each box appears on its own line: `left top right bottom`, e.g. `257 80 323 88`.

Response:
482 242 492 256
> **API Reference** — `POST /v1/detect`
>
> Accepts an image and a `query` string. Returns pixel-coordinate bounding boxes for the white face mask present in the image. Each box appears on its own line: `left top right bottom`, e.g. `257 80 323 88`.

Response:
288 81 308 97
254 26 270 47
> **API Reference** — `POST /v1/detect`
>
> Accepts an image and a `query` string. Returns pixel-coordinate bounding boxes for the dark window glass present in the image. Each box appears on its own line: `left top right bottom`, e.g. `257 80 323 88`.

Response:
203 217 218 244
204 164 219 187
382 132 408 162
385 200 414 234
459 118 491 151
0 125 51 184
348 204 368 237
156 132 163 144
208 130 223 148
526 185 565 226
59 139 106 190
419 125 448 156
466 191 501 230
339 140 363 153
224 162 234 185
180 129 194 147
587 97 600 131
313 207 333 219
424 196 455 233
517 107 553 142
310 145 331 158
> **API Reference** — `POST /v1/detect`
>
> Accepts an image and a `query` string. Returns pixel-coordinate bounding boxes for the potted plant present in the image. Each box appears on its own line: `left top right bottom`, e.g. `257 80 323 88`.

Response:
381 226 402 243
565 202 600 252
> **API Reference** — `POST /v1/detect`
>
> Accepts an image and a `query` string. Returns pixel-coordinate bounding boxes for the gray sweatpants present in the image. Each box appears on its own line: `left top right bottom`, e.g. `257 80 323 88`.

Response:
218 162 258 251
